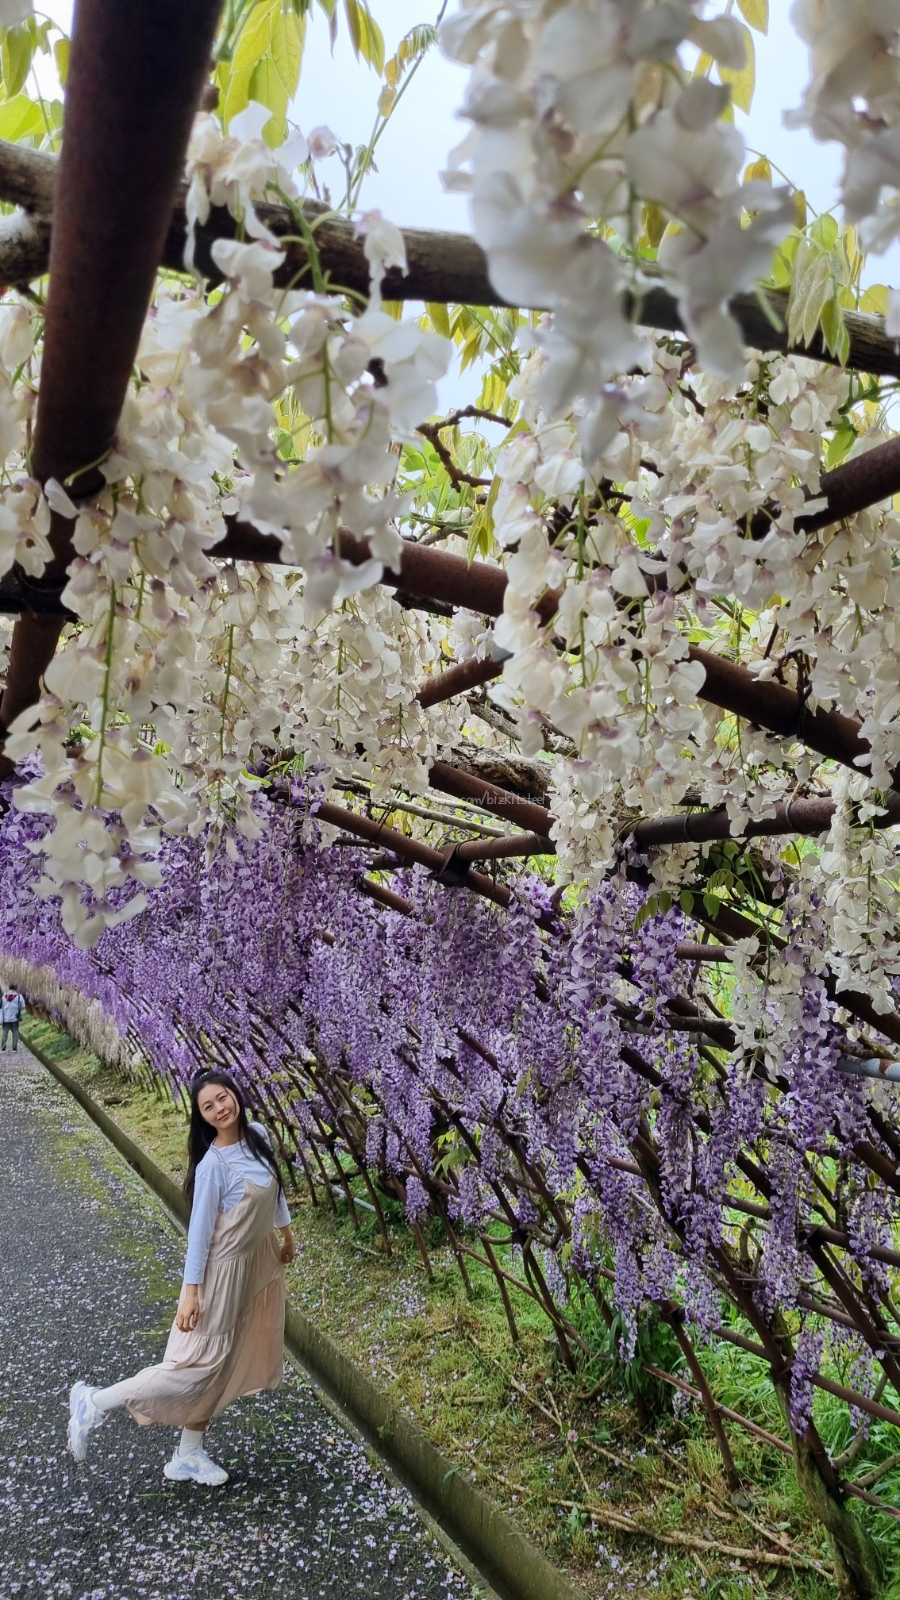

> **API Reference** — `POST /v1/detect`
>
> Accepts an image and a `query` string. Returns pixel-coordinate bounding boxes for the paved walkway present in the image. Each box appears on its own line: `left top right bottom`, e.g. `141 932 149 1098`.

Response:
0 1051 480 1600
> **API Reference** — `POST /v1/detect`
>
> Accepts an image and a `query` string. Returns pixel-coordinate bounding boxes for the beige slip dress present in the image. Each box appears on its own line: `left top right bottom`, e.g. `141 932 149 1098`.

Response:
118 1155 286 1429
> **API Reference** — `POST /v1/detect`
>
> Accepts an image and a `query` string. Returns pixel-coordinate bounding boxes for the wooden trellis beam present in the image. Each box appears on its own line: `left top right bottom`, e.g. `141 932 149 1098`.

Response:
4 183 900 745
357 876 414 916
692 884 900 1050
1 135 899 379
316 798 511 910
216 524 900 800
6 508 894 810
4 91 900 740
632 790 900 849
453 830 554 863
428 766 900 1051
427 759 553 835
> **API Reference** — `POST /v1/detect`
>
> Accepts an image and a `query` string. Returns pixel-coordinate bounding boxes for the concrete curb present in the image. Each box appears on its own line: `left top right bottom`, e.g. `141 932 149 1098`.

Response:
25 1029 588 1600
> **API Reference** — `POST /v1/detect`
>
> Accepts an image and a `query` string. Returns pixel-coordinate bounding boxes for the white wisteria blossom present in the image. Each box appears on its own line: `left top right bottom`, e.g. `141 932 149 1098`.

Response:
0 1 897 1055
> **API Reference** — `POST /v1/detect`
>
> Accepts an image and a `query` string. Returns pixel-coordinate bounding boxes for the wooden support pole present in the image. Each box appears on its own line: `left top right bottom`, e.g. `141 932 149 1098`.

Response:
0 0 222 746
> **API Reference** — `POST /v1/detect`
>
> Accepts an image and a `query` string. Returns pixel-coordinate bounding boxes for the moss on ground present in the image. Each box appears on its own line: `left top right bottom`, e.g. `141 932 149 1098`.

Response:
22 1013 894 1600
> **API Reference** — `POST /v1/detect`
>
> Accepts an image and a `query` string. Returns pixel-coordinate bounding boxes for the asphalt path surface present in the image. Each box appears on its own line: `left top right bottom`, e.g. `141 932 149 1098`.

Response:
0 1050 480 1600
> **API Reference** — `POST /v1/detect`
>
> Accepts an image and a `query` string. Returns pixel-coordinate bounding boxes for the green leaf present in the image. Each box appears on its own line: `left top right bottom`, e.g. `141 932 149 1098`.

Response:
743 155 771 184
459 333 483 372
770 247 793 291
787 242 831 348
271 7 304 96
679 890 695 915
221 0 279 129
0 91 44 141
343 0 384 72
27 15 55 56
249 59 285 142
53 35 68 86
820 296 850 365
718 25 755 113
0 24 33 98
810 213 839 251
467 474 499 565
642 201 667 249
247 9 304 145
860 283 890 317
737 0 768 33
478 368 510 416
706 868 735 891
360 6 384 71
826 421 856 469
425 302 451 339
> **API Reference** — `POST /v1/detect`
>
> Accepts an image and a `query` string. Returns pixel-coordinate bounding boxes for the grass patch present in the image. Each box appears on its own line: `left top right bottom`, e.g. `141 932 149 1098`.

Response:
21 1013 899 1599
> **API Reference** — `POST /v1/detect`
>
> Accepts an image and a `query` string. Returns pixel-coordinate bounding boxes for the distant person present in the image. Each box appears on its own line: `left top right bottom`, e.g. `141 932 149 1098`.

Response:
1 987 24 1052
67 1068 294 1486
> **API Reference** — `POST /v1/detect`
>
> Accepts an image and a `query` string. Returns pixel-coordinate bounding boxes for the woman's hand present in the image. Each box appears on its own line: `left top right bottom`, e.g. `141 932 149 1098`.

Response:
176 1285 200 1332
279 1227 295 1265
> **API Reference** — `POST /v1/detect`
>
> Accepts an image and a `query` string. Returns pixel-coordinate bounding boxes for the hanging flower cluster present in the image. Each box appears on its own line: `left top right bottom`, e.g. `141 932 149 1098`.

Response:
0 0 898 1044
3 108 464 944
433 0 900 1014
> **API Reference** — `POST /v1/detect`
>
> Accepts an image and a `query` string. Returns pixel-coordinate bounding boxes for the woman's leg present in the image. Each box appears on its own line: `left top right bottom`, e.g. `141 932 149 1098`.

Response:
177 1424 207 1455
68 1380 110 1461
68 1375 140 1462
164 1420 228 1485
92 1381 133 1413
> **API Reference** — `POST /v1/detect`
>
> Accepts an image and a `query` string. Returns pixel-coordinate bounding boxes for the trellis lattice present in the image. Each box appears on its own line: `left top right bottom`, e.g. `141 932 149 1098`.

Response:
4 3 900 1594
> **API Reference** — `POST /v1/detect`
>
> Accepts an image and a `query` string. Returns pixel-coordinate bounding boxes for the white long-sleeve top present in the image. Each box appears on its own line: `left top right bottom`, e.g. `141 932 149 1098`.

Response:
183 1124 290 1286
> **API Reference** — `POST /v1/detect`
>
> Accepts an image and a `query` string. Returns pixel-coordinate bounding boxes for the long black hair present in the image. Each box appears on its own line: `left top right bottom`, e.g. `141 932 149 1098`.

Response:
183 1068 284 1208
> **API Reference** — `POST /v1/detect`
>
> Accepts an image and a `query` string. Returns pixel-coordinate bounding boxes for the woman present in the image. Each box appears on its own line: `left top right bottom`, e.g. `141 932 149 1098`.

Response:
67 1068 295 1485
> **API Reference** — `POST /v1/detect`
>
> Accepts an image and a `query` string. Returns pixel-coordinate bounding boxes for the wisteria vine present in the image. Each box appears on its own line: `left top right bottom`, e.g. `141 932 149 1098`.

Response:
2 775 899 1592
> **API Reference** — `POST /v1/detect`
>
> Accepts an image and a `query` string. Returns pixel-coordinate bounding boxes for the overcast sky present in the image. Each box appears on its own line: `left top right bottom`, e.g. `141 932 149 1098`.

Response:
34 1 858 230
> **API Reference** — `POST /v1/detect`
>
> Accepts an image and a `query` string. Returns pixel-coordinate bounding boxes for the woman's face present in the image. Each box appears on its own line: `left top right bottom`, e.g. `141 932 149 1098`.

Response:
197 1083 240 1135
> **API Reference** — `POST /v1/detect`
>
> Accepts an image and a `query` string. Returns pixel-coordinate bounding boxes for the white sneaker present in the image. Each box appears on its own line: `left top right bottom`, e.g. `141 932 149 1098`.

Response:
163 1445 229 1486
67 1381 105 1462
